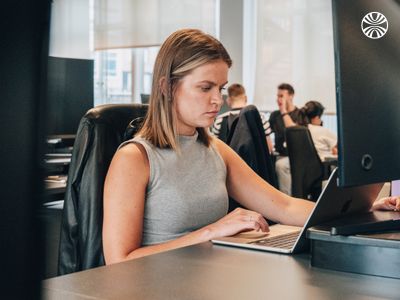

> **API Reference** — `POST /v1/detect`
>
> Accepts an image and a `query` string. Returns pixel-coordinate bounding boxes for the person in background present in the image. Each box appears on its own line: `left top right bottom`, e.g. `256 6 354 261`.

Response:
102 29 317 265
269 83 306 195
211 83 273 152
301 100 337 161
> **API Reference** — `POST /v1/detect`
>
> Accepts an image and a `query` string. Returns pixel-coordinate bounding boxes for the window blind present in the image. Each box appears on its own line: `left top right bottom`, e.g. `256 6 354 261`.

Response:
94 0 217 50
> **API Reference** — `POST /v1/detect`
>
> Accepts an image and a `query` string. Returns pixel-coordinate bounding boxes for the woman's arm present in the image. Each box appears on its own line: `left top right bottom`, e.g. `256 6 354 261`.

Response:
103 143 269 265
214 138 315 226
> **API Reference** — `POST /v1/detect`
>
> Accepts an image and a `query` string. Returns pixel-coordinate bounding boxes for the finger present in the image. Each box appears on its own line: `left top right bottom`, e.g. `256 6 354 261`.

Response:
243 217 263 232
385 197 398 210
394 197 400 211
252 214 269 232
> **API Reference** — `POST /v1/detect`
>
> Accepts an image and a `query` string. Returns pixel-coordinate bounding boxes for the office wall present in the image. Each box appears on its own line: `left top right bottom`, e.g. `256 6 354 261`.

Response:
219 0 243 85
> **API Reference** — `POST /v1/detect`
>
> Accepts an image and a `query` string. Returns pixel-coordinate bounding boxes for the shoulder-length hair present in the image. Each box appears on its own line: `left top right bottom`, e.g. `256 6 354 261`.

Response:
137 29 232 150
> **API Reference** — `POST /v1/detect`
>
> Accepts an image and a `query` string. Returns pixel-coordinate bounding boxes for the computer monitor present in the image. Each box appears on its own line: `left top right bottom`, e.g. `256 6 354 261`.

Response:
46 56 94 135
332 0 400 187
140 93 150 104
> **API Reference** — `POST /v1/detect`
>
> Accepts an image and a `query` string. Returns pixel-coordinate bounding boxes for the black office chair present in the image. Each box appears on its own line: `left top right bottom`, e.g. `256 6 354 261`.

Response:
227 105 278 211
285 126 323 201
58 103 148 275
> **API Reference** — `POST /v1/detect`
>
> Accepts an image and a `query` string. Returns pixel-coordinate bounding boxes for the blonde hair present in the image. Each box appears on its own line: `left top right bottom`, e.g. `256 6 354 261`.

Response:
137 29 232 150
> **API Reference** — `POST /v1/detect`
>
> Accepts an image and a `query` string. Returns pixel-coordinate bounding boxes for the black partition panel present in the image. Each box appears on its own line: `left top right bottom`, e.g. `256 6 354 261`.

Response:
47 56 94 135
0 0 51 298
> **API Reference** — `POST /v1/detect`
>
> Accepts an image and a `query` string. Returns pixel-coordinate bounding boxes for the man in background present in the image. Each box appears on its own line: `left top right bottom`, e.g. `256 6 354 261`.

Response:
211 83 273 151
269 83 306 195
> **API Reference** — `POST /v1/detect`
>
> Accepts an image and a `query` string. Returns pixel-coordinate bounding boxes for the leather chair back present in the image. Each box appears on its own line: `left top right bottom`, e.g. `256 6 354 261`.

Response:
58 103 148 275
227 105 278 211
285 126 323 200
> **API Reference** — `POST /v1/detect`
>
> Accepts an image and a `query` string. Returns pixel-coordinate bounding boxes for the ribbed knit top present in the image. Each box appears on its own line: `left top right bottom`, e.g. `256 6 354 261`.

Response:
119 132 228 245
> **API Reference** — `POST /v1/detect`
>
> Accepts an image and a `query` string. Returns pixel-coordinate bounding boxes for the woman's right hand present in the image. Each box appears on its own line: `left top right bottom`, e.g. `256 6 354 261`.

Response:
205 208 269 240
372 196 400 211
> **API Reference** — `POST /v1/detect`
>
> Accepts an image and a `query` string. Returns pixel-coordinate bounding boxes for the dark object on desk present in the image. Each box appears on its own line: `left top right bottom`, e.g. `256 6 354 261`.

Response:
226 105 278 211
58 103 148 275
308 213 400 279
286 126 324 201
45 135 74 176
329 211 400 236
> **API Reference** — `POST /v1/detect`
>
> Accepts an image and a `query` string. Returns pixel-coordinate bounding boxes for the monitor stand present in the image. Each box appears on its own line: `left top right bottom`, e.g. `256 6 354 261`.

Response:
307 211 400 278
330 216 400 235
325 210 400 235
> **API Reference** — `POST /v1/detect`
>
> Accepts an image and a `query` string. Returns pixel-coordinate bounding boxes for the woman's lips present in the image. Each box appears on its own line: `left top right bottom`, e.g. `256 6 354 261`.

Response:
205 111 219 117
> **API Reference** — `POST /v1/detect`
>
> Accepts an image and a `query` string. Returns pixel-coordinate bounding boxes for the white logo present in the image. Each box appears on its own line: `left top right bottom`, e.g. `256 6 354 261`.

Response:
361 12 388 39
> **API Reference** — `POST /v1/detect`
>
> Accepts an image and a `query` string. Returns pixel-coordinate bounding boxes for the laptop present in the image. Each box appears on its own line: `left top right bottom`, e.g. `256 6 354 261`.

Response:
212 168 383 253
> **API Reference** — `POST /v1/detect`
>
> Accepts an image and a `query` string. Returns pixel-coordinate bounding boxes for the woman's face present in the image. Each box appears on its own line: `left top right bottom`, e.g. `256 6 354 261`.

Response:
173 59 228 135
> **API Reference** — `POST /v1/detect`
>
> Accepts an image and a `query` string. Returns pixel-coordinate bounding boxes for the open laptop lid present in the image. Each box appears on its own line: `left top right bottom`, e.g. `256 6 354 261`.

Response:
292 167 384 252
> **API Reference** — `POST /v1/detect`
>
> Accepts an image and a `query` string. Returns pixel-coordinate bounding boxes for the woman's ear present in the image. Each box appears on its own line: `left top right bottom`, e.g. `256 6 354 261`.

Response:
159 76 168 96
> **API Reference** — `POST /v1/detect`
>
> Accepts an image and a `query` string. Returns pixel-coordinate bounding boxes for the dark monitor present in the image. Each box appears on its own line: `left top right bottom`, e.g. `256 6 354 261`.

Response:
140 93 150 104
46 56 94 135
332 0 400 187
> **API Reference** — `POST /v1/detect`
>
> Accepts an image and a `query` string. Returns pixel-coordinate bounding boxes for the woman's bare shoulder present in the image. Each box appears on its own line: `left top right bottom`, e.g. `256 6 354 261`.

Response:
115 142 147 161
211 136 236 164
109 142 149 177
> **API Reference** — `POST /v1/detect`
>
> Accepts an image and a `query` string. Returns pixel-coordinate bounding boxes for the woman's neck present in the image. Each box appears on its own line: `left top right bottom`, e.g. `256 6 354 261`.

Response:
311 117 322 125
177 125 197 136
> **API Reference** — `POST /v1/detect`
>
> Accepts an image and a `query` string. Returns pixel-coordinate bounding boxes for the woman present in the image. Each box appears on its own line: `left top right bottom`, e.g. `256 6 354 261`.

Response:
102 29 396 265
301 100 338 160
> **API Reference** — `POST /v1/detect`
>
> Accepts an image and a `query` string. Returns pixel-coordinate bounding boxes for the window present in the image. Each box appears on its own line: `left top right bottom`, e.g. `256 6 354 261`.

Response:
122 71 131 92
243 0 336 113
94 47 159 106
105 53 116 76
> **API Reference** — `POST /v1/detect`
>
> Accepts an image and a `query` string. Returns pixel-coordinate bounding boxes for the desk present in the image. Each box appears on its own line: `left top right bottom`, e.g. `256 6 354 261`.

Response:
42 242 399 299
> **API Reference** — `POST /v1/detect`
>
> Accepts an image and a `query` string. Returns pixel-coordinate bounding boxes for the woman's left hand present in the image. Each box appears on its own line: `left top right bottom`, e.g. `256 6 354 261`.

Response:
372 196 400 211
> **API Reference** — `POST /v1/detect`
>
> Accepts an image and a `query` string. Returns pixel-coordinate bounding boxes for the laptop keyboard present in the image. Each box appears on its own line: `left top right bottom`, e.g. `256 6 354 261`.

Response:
249 230 301 249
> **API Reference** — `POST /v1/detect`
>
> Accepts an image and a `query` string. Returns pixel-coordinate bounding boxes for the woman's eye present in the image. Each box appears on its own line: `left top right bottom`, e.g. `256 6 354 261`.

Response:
201 86 212 92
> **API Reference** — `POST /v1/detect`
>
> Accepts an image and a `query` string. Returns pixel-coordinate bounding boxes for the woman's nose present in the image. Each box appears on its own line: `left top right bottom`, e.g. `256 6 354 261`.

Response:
212 91 224 107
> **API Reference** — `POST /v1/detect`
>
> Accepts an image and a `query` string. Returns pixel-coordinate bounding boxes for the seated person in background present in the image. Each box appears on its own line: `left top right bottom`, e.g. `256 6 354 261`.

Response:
269 83 306 195
301 100 337 161
102 29 316 265
211 83 273 152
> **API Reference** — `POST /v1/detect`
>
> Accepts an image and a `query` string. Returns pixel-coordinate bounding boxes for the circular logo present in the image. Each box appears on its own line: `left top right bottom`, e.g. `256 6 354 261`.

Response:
361 12 388 39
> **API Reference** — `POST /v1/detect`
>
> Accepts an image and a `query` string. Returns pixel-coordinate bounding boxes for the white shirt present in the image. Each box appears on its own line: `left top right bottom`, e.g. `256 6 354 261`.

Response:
308 124 337 161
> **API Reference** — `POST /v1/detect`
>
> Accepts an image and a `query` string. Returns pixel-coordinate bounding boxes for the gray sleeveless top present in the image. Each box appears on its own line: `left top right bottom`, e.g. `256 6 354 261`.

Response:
119 132 228 246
